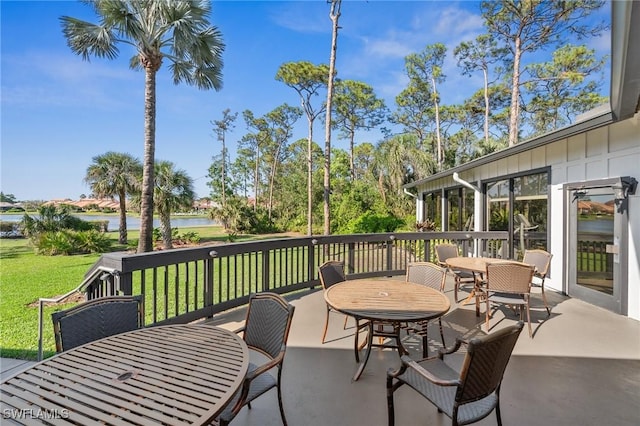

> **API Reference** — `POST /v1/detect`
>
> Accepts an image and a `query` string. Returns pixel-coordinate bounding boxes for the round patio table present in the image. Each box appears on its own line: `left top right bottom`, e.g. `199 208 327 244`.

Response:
1 324 249 425
324 278 450 381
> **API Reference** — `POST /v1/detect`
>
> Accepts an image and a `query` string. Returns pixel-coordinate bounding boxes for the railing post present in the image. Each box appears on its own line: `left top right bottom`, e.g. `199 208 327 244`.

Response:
424 239 431 262
262 250 270 291
347 242 355 275
205 252 215 308
386 235 395 273
116 271 132 295
310 239 318 283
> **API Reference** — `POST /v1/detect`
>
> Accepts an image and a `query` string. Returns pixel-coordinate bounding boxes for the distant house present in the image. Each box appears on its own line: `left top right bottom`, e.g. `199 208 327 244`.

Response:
404 2 640 320
0 202 24 212
192 199 217 211
45 198 120 211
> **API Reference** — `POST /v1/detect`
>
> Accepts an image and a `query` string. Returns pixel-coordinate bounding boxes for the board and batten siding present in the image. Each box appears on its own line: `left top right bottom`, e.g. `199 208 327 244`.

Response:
414 113 640 319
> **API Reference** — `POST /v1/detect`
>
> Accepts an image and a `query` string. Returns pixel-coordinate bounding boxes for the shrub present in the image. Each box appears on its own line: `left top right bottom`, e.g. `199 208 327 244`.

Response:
181 231 200 244
31 230 112 255
32 231 75 255
0 221 21 238
20 205 95 237
345 212 405 234
73 230 112 253
210 197 276 234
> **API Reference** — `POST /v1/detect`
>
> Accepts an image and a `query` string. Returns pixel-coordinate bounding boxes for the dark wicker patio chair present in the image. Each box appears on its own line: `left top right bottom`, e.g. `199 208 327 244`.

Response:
387 321 524 426
318 260 349 343
522 249 553 315
52 295 144 353
482 262 535 337
217 292 295 426
405 262 447 357
435 243 476 303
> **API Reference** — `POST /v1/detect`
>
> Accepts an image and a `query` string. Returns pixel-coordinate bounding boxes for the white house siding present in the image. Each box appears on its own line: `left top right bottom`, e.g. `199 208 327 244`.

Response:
414 113 640 319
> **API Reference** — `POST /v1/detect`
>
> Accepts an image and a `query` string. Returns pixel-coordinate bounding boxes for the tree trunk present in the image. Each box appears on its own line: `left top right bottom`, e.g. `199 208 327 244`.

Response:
349 130 355 182
268 143 283 221
324 0 341 236
160 210 172 250
483 66 490 145
138 66 157 253
431 77 442 170
254 147 260 212
117 189 127 245
307 121 313 236
508 36 522 147
221 139 226 208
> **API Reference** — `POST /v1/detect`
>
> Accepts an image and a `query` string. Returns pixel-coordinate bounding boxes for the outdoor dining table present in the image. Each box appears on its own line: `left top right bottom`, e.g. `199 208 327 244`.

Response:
0 324 249 425
324 278 450 381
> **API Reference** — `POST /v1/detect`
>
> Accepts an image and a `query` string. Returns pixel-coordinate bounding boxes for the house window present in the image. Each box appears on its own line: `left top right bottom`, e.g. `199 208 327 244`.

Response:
486 171 549 257
423 192 442 230
487 179 510 231
447 189 460 230
446 187 474 231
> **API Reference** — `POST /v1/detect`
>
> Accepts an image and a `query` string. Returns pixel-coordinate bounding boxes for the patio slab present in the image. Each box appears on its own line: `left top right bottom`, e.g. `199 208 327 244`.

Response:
2 276 639 425
202 280 640 426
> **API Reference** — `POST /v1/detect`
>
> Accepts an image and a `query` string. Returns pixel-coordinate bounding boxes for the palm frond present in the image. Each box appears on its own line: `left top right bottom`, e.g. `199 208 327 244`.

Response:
60 16 119 61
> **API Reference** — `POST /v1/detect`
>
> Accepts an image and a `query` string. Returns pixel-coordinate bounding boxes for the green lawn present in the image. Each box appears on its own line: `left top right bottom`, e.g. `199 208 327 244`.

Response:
0 225 286 360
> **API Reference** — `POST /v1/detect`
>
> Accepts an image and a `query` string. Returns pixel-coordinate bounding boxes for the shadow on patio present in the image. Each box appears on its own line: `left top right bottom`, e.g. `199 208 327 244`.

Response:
203 276 640 426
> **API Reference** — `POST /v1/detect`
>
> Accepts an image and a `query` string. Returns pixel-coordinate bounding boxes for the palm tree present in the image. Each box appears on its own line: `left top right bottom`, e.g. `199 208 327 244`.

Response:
61 0 225 252
154 160 195 250
85 152 142 245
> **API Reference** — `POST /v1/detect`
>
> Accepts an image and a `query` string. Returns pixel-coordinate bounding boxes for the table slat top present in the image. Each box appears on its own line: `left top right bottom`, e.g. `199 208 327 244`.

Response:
324 278 450 322
1 324 248 425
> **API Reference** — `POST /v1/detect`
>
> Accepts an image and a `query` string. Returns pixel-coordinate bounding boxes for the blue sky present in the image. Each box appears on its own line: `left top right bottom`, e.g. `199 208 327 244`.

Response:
1 0 610 201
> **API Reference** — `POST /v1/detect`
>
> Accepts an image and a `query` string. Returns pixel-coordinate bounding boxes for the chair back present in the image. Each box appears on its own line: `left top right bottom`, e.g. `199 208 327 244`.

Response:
522 249 552 279
406 262 446 292
485 262 534 295
318 260 346 290
52 295 144 352
243 292 295 360
456 321 524 404
435 244 459 266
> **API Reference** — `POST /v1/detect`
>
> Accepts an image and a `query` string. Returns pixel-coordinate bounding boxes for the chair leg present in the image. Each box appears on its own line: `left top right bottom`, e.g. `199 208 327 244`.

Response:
438 318 445 349
495 399 503 426
321 305 330 344
453 277 459 302
541 285 551 315
343 314 349 329
525 301 532 338
277 379 288 426
421 326 429 358
386 376 396 426
485 298 491 332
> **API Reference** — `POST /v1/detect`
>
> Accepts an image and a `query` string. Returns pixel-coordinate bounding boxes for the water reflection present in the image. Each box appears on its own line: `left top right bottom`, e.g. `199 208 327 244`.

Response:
0 213 218 231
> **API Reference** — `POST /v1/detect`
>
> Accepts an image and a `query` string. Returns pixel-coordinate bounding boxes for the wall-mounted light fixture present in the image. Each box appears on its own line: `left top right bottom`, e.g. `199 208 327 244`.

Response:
612 177 637 201
611 176 637 213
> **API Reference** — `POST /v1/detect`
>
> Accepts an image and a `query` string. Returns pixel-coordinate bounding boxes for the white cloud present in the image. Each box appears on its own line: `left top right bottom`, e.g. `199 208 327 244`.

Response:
2 51 141 109
433 6 484 37
364 37 414 59
269 1 327 34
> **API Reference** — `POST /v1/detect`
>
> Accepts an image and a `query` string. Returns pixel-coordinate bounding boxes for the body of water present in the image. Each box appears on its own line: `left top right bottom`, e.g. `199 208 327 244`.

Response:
578 217 614 234
0 213 218 231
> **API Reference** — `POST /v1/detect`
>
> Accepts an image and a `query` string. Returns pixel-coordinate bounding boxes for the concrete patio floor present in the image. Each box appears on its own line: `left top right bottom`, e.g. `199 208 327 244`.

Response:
203 278 640 426
2 277 639 425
